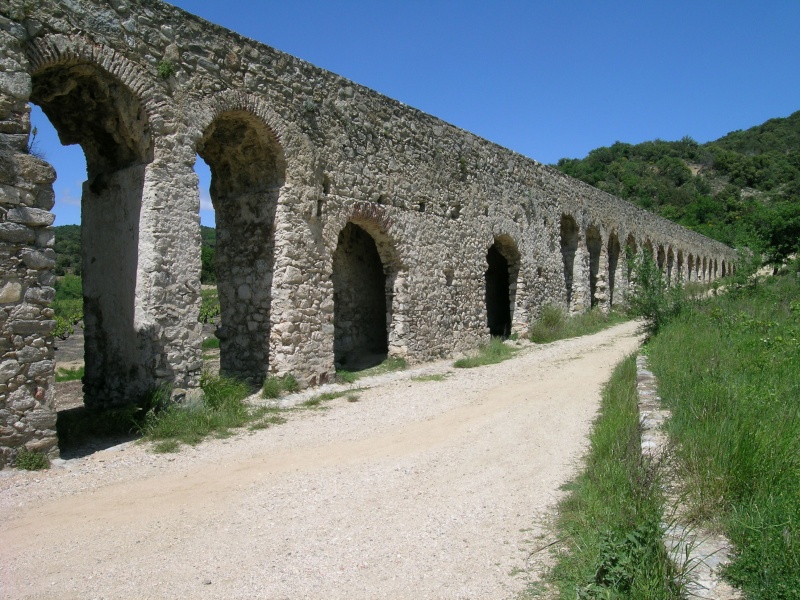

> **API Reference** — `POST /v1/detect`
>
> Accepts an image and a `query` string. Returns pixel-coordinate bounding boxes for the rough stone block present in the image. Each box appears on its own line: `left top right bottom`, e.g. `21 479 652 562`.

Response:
0 281 22 303
7 207 55 227
7 319 55 335
0 222 35 243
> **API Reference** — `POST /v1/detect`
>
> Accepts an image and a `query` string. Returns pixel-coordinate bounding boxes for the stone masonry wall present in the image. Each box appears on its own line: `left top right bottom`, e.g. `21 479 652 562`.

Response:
0 0 737 465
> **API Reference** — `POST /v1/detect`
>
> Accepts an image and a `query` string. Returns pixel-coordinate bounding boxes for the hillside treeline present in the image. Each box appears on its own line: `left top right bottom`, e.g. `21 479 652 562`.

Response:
556 110 800 264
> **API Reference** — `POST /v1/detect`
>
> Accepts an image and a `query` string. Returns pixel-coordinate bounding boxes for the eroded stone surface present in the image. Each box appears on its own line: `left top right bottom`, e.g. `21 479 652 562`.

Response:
0 0 736 466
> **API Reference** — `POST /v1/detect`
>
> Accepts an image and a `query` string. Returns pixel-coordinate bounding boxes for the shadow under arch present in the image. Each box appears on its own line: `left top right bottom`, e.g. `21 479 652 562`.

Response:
198 109 286 385
331 216 400 370
560 214 580 308
30 58 154 408
485 234 520 338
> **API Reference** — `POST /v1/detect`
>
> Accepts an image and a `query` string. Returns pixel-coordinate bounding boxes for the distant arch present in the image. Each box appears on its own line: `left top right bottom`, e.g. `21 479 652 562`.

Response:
586 225 602 308
560 215 580 308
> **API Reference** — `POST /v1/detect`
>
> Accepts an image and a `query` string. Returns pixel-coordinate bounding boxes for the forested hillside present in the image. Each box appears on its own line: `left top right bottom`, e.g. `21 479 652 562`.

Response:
555 110 800 263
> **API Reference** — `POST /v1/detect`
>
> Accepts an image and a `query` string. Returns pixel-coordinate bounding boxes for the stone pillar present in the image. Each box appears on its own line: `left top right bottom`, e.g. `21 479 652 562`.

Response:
0 28 59 467
596 245 610 314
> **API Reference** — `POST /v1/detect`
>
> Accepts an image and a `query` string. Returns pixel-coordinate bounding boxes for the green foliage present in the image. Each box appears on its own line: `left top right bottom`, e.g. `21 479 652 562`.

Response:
453 337 517 368
546 355 681 599
411 373 449 383
53 225 81 276
646 275 800 597
201 335 219 350
52 273 83 339
554 111 800 265
199 288 220 323
529 305 627 343
55 365 84 382
15 448 50 471
336 370 357 384
261 373 300 399
156 59 176 79
625 251 686 336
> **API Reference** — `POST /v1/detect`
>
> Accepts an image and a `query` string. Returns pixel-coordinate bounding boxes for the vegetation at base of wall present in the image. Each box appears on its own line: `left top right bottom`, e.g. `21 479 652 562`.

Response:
201 335 220 350
645 273 800 597
529 305 628 344
261 373 300 399
52 273 83 340
554 110 800 267
453 337 518 368
55 365 84 382
199 287 221 323
336 356 408 382
15 448 50 471
543 354 683 599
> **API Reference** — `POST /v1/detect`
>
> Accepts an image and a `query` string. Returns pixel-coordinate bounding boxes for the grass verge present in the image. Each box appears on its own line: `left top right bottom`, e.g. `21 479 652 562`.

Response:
529 305 628 344
55 365 84 382
646 273 800 597
543 354 683 599
453 337 517 368
336 356 407 383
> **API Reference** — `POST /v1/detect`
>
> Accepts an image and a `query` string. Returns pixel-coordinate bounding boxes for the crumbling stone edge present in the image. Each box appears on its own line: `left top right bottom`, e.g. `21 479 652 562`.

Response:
636 354 742 599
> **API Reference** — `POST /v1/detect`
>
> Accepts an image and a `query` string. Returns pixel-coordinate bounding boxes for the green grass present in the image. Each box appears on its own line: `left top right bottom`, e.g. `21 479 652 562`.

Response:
15 448 50 470
261 373 300 399
202 336 219 350
646 274 800 597
336 356 407 383
410 373 449 383
543 354 682 599
529 304 628 344
55 365 84 382
453 337 518 368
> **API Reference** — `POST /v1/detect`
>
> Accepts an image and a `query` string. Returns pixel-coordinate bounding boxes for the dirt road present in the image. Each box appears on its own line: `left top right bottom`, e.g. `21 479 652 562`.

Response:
0 321 642 599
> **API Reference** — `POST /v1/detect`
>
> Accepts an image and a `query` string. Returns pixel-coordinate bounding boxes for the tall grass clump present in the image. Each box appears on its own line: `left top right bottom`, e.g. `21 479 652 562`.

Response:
529 304 627 343
141 373 253 451
545 355 682 598
453 337 517 368
646 273 800 597
626 251 686 337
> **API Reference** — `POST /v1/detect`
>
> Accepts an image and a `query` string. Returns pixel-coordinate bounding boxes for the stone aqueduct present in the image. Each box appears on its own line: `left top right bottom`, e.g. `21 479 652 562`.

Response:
0 0 736 466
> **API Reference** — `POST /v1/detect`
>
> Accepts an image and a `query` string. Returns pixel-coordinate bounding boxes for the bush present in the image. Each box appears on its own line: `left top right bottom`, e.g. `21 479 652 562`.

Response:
16 448 50 471
625 251 686 336
453 337 517 368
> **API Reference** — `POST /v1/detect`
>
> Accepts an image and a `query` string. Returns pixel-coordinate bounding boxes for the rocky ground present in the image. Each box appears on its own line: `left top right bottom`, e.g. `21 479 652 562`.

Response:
0 321 642 599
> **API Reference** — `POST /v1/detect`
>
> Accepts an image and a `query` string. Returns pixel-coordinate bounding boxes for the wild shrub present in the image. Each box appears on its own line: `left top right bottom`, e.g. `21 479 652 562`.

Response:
626 251 685 336
16 449 49 471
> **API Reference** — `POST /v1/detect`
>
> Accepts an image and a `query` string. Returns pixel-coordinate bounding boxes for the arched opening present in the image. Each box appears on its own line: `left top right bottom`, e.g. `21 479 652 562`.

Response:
644 240 655 260
676 250 684 282
687 254 695 281
721 260 727 277
560 215 579 307
332 222 391 370
666 248 675 284
197 111 285 385
586 226 602 308
657 245 666 272
625 234 637 281
485 235 520 338
31 61 152 408
714 259 719 279
607 232 621 307
702 257 707 281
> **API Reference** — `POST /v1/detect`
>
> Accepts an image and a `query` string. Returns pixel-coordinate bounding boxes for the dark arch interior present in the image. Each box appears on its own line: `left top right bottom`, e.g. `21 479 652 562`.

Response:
198 111 284 384
625 236 637 280
485 244 512 337
586 226 602 308
31 62 152 408
560 216 579 307
332 223 389 370
607 233 621 307
667 249 675 283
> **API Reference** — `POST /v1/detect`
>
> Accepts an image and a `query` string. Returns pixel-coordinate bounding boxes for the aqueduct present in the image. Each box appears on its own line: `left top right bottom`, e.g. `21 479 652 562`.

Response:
0 0 736 466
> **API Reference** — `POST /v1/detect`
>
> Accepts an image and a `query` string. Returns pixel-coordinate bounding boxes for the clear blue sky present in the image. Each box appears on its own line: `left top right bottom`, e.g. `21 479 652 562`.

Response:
32 0 800 227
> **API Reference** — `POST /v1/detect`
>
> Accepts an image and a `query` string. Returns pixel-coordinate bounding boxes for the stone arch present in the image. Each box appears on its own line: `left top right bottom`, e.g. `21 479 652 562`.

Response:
702 257 708 281
666 247 675 284
586 225 602 308
676 249 684 282
721 260 727 277
625 234 638 281
331 218 398 370
485 234 520 338
657 244 666 272
28 43 155 408
194 90 313 186
560 214 580 307
643 239 655 258
687 253 695 281
714 259 719 279
197 109 285 384
607 232 621 307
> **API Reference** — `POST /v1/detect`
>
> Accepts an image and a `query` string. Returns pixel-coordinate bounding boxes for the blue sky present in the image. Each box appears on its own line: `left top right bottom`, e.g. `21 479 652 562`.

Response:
32 0 800 227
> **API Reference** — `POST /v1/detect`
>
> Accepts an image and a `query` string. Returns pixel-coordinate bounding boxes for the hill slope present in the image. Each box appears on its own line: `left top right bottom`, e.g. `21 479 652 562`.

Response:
555 111 800 263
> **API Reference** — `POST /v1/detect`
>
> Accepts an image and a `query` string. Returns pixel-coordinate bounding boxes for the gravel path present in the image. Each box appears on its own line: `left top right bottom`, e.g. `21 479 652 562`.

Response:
0 321 642 599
